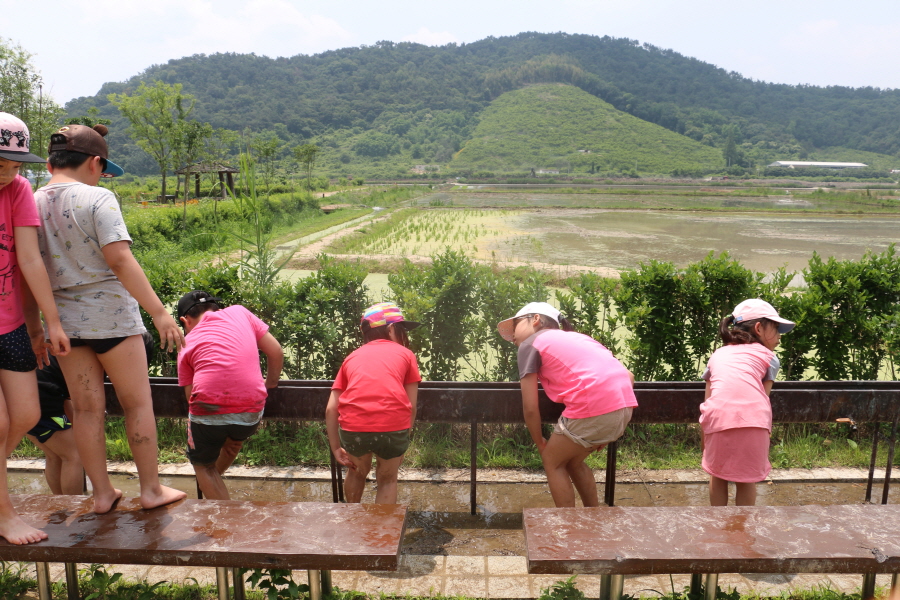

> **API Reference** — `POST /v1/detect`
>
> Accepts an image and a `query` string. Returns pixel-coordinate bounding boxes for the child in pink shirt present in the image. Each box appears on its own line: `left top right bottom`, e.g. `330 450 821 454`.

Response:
177 291 283 500
498 302 637 507
0 112 70 545
700 298 795 506
326 302 421 504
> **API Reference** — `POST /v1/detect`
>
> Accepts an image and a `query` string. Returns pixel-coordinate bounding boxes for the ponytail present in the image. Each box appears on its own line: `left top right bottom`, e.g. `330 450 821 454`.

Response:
536 314 577 333
720 315 770 345
559 316 576 332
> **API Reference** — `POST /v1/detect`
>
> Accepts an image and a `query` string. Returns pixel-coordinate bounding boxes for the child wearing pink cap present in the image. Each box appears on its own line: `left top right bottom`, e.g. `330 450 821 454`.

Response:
700 298 795 506
326 302 421 504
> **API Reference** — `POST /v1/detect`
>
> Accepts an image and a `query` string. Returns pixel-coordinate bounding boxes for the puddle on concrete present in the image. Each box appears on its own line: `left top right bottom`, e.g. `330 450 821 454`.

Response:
9 473 897 556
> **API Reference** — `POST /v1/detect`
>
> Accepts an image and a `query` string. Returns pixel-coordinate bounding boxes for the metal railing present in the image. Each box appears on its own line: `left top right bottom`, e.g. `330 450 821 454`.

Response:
112 379 900 513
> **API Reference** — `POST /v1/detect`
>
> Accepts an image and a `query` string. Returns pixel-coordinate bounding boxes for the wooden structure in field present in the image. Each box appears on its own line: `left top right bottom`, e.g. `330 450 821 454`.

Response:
175 162 238 199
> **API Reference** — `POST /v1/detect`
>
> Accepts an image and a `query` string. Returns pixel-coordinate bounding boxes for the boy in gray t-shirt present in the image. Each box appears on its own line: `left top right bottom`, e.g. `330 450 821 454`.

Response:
35 124 186 514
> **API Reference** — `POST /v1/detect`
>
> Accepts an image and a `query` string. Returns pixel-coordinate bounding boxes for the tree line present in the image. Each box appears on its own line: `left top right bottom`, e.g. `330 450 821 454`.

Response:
56 32 900 178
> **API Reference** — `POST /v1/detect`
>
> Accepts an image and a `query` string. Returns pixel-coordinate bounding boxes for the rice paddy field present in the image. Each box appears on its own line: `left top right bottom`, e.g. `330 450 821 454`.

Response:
323 188 900 275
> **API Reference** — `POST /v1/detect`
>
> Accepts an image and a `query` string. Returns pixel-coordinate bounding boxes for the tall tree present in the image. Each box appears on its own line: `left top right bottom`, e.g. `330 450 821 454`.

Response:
0 37 64 163
293 143 319 190
108 81 195 200
249 131 281 194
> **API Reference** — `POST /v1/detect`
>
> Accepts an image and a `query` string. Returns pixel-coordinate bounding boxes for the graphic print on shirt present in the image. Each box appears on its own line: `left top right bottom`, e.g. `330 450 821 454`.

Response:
0 223 15 297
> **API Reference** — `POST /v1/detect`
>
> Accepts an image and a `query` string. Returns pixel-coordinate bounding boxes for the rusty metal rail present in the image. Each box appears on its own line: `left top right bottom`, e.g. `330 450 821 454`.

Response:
111 379 900 513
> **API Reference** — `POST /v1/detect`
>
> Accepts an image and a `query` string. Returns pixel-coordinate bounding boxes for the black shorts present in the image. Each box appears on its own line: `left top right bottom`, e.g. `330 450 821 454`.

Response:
187 420 259 465
0 324 37 372
27 414 72 442
69 336 129 354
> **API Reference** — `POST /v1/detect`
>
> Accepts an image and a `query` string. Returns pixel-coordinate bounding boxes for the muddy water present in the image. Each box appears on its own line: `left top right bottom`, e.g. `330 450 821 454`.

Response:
492 210 900 274
8 473 896 556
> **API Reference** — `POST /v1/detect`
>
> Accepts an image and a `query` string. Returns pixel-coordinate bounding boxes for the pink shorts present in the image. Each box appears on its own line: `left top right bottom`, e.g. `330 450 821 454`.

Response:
702 427 771 483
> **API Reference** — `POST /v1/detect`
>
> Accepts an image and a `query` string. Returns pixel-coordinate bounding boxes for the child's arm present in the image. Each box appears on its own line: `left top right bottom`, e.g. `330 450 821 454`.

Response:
183 384 193 401
520 373 546 452
405 382 418 429
763 380 774 395
325 389 355 470
14 226 69 357
19 276 50 367
101 241 184 352
257 333 283 389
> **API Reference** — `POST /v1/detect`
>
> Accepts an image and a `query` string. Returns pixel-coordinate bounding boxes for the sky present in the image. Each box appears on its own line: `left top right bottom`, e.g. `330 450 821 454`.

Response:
3 0 899 106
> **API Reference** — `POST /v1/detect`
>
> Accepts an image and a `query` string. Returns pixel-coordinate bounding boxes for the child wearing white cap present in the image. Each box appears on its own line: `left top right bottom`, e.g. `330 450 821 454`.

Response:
700 298 795 506
0 112 70 544
497 302 637 507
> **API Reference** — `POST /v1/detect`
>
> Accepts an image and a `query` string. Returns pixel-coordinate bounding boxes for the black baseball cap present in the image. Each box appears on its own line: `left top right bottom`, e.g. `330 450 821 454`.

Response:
177 290 222 319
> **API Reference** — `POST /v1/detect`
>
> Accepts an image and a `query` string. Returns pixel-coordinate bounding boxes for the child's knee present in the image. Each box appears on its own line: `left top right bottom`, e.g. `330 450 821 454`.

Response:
8 406 39 436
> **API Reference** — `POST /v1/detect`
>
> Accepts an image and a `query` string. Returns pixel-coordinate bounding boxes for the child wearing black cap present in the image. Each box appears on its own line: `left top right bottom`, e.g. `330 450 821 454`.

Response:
0 112 70 544
176 291 283 500
34 123 187 514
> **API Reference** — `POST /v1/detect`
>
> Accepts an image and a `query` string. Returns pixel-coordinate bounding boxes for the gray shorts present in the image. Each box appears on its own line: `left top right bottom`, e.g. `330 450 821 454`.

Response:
553 407 633 448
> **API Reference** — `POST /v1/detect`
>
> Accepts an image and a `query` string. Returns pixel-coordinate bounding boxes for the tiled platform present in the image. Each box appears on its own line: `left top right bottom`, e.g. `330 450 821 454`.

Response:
21 556 896 598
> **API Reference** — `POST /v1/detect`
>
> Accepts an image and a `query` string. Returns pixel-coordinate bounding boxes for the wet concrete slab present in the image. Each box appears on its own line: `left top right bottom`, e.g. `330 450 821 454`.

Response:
7 463 898 598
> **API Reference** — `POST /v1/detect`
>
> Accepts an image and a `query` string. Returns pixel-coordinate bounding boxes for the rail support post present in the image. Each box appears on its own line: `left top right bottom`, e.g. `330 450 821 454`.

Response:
216 566 229 600
35 562 51 600
704 574 719 600
308 569 323 600
233 568 246 600
862 573 877 599
470 419 478 515
690 573 703 596
65 562 79 600
599 574 624 600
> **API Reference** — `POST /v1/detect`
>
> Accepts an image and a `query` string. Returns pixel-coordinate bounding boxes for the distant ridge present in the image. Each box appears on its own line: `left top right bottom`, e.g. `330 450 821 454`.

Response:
65 32 900 177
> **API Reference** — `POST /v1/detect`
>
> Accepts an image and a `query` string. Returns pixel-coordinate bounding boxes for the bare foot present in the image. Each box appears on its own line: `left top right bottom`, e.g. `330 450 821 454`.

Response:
0 515 48 545
93 488 123 514
141 485 186 510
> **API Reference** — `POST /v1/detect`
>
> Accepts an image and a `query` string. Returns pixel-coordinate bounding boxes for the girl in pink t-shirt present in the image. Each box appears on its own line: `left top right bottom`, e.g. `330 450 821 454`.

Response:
326 302 421 504
700 298 795 506
497 302 637 507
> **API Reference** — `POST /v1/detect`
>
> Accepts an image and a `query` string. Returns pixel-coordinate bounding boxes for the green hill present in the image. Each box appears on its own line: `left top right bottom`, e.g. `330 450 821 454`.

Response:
452 84 722 174
60 32 900 178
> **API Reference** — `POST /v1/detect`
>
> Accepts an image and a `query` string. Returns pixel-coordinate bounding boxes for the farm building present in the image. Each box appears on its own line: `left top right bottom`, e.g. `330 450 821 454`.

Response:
767 161 867 169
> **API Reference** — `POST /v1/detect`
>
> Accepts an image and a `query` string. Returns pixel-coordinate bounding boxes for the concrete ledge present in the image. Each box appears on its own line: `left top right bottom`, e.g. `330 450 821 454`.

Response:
6 460 886 484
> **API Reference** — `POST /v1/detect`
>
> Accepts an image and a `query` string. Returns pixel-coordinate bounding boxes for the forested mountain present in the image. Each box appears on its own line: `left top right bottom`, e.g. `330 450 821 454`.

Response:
65 32 900 177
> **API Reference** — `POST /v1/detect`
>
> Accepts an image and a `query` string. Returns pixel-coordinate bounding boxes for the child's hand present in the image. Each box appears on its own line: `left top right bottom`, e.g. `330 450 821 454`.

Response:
535 437 548 454
46 323 70 358
153 313 185 352
28 327 51 368
333 448 357 470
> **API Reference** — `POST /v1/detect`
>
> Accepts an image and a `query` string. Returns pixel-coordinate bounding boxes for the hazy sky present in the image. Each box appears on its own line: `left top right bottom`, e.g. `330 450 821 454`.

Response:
4 0 899 105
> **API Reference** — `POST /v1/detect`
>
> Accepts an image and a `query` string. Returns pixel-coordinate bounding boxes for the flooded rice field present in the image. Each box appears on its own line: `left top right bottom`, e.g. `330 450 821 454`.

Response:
8 473 897 556
499 209 900 274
